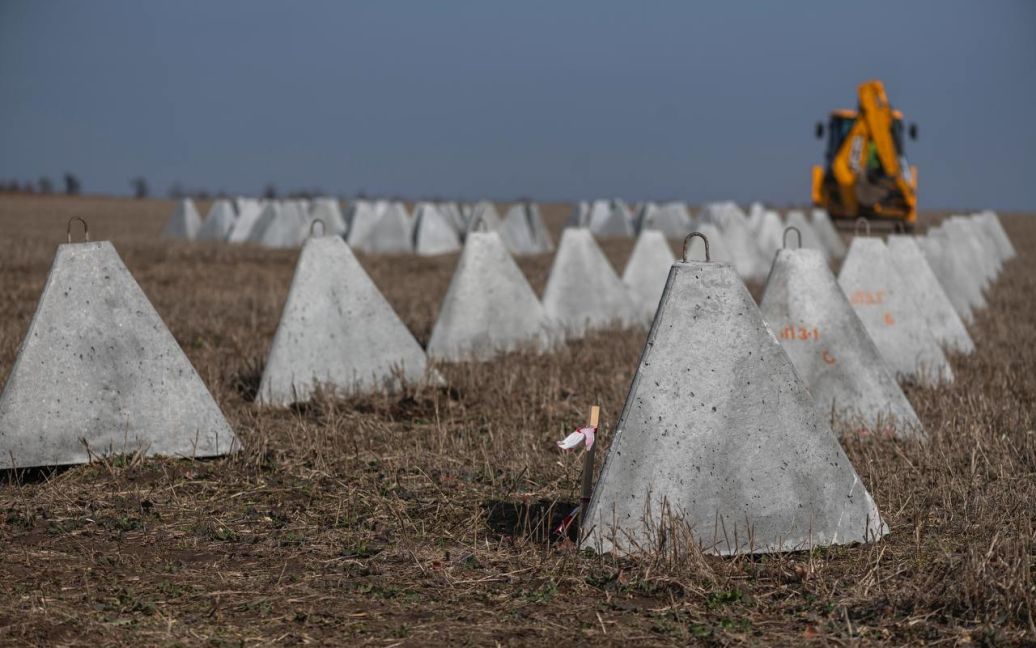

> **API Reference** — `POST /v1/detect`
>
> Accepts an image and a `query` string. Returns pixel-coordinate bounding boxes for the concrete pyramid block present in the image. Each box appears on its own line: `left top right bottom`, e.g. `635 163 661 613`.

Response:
253 201 305 248
351 202 413 254
811 208 847 261
162 198 202 240
583 249 887 556
500 203 543 255
587 199 634 237
719 210 767 282
888 235 974 354
755 210 785 266
747 202 766 233
838 238 953 385
637 202 693 239
413 202 461 256
345 200 379 247
976 210 1015 260
0 240 238 468
938 220 993 294
622 230 676 323
542 228 640 337
760 248 923 438
915 235 975 325
198 199 237 241
427 231 551 362
950 216 1000 282
438 202 468 235
786 210 830 263
257 235 430 405
227 199 264 243
309 198 348 236
527 202 554 252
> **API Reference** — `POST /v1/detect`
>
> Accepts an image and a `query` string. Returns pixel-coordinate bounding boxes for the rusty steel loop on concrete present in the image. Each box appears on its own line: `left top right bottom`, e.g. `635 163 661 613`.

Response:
783 226 802 250
67 217 89 244
854 217 871 238
309 219 326 237
683 231 710 262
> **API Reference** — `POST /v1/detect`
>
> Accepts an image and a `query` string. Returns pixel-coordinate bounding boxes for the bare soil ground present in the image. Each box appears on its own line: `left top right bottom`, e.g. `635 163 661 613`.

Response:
0 195 1032 646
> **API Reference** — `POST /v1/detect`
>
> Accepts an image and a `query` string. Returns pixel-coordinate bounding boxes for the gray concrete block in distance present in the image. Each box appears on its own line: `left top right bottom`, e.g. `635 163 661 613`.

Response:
198 199 237 241
976 210 1015 260
928 226 989 310
755 210 784 267
887 235 974 355
427 232 551 362
162 198 202 240
811 208 847 261
0 241 239 468
309 198 348 236
760 248 923 438
499 204 542 255
838 238 953 385
542 228 640 338
786 210 830 263
622 230 675 324
413 203 461 256
227 199 264 243
352 202 413 254
257 235 429 405
916 235 975 325
583 257 886 556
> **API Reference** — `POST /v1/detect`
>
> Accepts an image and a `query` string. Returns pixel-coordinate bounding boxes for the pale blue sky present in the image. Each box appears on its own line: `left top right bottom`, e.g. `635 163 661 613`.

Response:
1 1 1034 210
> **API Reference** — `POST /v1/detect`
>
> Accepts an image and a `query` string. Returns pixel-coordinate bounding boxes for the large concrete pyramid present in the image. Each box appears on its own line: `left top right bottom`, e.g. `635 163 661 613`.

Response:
227 199 264 243
811 208 847 261
622 230 675 323
413 203 461 256
0 240 238 468
887 235 975 354
257 235 429 405
162 198 202 240
198 199 237 241
427 231 551 362
838 238 953 385
542 228 639 337
583 249 886 556
760 248 923 438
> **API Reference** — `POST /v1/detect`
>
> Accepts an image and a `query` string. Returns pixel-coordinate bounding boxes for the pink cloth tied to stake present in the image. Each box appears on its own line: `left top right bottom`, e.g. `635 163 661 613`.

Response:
557 425 596 451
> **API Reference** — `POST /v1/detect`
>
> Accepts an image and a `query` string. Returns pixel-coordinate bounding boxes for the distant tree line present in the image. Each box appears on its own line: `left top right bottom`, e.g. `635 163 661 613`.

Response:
0 173 81 195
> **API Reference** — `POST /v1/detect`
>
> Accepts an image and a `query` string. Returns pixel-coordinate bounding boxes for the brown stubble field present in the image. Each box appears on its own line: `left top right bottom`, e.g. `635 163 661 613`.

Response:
0 194 1032 646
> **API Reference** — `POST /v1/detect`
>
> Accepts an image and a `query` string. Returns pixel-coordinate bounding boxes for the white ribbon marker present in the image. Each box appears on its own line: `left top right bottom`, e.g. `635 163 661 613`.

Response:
557 426 596 451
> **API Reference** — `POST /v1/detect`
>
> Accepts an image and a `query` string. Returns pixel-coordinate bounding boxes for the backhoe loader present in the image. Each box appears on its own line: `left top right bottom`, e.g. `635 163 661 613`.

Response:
811 80 919 231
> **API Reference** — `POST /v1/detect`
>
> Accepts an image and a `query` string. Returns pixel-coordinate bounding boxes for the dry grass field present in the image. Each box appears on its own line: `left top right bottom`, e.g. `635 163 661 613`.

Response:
0 195 1032 646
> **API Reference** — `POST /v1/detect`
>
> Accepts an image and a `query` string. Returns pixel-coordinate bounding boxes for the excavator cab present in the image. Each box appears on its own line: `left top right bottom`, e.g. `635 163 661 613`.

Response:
811 81 919 231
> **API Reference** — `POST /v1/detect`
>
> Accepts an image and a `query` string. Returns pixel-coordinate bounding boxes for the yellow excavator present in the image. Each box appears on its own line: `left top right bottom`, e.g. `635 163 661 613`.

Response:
811 80 918 231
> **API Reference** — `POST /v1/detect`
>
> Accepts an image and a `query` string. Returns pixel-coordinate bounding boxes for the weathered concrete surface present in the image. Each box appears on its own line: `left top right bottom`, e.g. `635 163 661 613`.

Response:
345 200 380 248
760 249 924 438
785 210 831 263
811 208 847 261
439 202 468 235
838 238 953 385
500 203 550 255
941 220 993 292
352 202 413 254
468 201 502 235
413 203 461 256
888 235 975 355
198 199 237 241
916 235 975 325
542 228 640 338
427 232 551 362
950 216 1000 283
257 236 429 405
583 258 887 556
227 200 264 243
622 230 676 323
162 198 202 240
702 202 766 282
526 202 554 252
582 199 634 237
0 242 238 468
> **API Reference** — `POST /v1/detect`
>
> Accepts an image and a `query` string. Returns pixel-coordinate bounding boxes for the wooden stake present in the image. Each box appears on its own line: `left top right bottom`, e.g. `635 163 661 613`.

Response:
579 405 600 533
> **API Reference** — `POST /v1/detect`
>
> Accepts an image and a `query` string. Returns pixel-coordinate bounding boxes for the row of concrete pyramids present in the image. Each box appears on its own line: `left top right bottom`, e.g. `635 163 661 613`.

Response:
583 211 1015 556
0 208 1013 560
255 226 672 404
163 198 554 256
